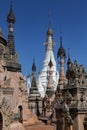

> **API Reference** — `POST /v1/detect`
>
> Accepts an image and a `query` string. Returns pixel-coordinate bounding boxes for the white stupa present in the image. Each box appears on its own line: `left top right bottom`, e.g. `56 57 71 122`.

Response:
37 26 59 97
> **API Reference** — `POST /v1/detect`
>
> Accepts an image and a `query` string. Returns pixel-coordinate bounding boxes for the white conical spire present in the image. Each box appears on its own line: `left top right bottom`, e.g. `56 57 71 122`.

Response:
37 26 59 97
26 74 31 94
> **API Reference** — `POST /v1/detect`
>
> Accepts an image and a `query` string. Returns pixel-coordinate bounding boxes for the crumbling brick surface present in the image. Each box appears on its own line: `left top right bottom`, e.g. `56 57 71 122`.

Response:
26 125 56 130
25 120 56 130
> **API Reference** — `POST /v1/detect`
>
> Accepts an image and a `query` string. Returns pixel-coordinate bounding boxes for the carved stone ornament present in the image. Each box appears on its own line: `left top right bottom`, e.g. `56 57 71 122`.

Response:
19 74 27 93
0 91 13 127
66 60 87 86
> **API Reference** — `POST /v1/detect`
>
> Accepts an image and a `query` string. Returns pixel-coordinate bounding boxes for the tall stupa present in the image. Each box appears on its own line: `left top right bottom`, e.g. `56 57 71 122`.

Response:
37 26 59 97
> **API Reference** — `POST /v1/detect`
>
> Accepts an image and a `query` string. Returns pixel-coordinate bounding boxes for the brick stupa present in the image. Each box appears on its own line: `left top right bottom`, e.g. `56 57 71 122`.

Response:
0 4 37 130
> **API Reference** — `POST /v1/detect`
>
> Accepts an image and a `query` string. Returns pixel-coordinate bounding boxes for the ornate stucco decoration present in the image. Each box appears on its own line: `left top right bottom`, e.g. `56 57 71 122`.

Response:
0 91 13 128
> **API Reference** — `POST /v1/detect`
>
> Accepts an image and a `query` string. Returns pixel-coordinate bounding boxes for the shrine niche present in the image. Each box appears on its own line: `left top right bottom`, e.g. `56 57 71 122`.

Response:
18 105 23 123
0 112 3 130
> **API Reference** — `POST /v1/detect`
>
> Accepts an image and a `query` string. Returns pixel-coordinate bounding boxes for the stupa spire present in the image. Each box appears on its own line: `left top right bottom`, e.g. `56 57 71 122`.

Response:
57 27 67 89
7 2 15 55
48 12 51 28
32 58 36 73
57 26 66 59
45 18 54 51
67 48 72 65
36 22 59 98
29 60 42 116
